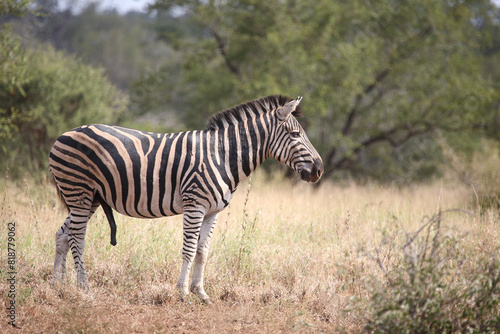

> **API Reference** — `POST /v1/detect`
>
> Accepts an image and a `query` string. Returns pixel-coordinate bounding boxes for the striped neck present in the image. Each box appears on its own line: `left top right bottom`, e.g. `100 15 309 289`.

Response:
219 113 274 189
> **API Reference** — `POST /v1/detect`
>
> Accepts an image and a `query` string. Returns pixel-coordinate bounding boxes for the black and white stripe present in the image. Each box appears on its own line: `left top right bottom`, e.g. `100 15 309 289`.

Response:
49 95 323 302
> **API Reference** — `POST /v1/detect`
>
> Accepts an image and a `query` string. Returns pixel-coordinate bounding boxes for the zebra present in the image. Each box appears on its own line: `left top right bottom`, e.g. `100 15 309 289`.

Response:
49 95 323 303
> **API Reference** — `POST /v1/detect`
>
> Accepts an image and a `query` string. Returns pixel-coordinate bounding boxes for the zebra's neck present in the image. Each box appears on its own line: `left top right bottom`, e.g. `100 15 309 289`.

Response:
215 115 273 190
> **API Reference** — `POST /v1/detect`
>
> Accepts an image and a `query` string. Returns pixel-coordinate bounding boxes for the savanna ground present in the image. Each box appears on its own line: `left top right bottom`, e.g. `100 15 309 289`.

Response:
1 166 499 333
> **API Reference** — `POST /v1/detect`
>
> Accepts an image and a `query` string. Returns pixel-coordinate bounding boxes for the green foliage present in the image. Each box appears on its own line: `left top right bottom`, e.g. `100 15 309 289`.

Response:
0 25 29 143
0 0 31 16
363 213 500 333
0 0 32 146
0 45 128 175
148 0 499 182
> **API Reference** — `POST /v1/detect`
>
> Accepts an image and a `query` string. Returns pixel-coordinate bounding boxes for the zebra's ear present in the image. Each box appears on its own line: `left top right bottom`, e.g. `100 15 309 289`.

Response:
276 96 302 123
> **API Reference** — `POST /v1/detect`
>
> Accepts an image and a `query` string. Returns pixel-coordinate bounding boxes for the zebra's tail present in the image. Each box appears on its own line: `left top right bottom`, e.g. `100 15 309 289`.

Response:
94 193 118 246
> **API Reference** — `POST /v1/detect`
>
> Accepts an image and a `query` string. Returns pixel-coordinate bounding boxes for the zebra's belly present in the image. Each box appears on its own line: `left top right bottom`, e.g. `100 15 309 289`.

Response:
107 189 232 219
103 186 184 219
97 167 234 219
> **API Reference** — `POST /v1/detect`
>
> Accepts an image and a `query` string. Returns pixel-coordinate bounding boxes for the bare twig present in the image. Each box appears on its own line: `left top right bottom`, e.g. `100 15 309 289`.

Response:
211 28 240 75
402 209 474 250
236 177 255 277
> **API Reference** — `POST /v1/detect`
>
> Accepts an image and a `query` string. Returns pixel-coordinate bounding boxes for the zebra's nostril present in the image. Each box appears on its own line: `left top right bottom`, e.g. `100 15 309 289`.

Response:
312 159 323 178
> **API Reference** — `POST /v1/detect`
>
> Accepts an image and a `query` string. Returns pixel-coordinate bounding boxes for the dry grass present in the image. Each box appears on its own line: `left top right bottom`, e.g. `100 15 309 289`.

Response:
0 170 499 333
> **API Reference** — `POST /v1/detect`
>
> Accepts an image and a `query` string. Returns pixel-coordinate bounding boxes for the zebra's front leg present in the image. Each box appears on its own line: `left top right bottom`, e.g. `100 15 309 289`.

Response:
52 216 71 284
190 213 218 304
176 209 205 302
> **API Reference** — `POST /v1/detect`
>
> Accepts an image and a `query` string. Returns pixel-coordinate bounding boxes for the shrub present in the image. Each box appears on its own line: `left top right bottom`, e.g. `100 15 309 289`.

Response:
0 45 128 176
363 211 500 333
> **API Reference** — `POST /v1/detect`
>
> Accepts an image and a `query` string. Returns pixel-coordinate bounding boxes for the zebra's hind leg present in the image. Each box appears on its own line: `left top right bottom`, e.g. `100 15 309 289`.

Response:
190 213 218 304
52 216 71 284
61 201 97 289
68 213 91 289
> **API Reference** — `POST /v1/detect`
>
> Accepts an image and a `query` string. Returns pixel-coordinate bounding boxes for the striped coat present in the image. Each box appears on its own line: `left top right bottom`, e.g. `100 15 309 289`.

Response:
49 95 323 303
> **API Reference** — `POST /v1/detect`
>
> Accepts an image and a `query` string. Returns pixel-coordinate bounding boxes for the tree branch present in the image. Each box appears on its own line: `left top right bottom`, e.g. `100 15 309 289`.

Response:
342 68 390 136
323 123 434 178
211 28 240 75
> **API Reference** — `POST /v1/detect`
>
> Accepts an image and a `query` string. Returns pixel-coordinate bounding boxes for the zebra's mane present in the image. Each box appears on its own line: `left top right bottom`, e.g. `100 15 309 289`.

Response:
206 95 303 130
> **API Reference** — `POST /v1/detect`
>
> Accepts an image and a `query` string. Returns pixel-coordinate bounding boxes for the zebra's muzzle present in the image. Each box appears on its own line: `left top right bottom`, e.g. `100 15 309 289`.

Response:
299 158 324 183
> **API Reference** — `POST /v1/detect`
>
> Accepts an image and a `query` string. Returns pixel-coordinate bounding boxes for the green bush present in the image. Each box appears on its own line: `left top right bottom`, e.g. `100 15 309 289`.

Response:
0 45 128 176
363 212 500 333
0 24 29 144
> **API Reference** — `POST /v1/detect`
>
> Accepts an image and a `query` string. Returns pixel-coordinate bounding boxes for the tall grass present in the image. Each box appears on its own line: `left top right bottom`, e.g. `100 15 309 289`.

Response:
0 170 499 332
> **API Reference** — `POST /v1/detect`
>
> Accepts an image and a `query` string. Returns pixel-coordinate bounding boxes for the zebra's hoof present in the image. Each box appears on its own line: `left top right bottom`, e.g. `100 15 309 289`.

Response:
178 290 190 303
179 296 192 304
201 298 212 305
76 280 90 290
50 277 64 288
191 285 211 305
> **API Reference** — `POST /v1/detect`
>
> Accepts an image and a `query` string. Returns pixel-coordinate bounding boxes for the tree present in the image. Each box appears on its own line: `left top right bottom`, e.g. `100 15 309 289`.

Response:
148 0 499 182
0 45 128 175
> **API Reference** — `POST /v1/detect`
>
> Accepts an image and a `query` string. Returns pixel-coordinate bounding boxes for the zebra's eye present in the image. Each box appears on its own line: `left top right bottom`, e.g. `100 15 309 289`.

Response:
290 131 301 139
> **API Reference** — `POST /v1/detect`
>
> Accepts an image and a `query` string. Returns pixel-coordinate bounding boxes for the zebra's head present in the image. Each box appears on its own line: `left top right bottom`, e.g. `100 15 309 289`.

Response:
270 97 324 183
